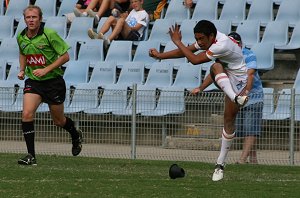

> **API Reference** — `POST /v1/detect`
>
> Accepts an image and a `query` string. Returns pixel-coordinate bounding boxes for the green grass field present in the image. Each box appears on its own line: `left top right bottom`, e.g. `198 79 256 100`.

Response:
1 153 299 198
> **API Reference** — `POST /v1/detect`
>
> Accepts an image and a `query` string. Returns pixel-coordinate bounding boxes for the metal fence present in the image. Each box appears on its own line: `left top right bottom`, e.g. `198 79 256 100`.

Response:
0 85 299 166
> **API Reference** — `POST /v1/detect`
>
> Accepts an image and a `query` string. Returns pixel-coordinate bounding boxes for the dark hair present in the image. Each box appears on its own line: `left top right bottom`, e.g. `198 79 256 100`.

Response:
228 32 242 43
193 20 217 37
23 5 43 18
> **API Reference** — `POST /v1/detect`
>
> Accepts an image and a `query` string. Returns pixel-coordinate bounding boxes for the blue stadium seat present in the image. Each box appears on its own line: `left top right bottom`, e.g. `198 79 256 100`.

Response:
57 0 78 17
64 38 78 61
144 62 174 88
34 0 56 21
180 19 197 44
161 41 188 69
0 85 23 112
66 17 94 42
45 16 68 39
211 20 232 35
141 87 185 116
219 0 246 26
172 63 201 90
203 64 219 91
13 19 26 38
247 0 273 27
263 89 291 120
148 19 175 46
64 84 99 113
132 41 160 69
250 43 274 71
262 87 274 119
0 16 14 41
87 61 117 87
84 84 128 114
77 39 104 67
96 17 112 38
0 0 4 15
276 21 300 50
5 0 29 21
261 21 289 48
0 59 6 81
0 38 19 64
275 0 300 27
104 40 132 68
164 0 191 24
0 81 17 109
191 0 218 21
63 60 90 87
112 85 157 116
115 62 145 87
236 20 260 48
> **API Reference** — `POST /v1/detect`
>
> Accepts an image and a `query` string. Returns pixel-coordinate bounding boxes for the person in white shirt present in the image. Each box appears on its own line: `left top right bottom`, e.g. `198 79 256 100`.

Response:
88 0 148 49
149 20 249 182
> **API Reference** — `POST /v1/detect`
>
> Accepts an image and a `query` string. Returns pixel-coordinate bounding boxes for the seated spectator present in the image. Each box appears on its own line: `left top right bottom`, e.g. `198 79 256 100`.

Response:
88 0 148 49
74 0 130 26
65 0 96 23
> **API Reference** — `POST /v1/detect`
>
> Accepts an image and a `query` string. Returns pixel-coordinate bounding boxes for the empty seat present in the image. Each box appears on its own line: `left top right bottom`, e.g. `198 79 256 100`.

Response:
211 20 232 35
0 16 14 41
0 81 17 108
141 87 185 116
180 19 197 44
236 20 260 48
148 19 175 46
13 19 26 38
191 0 218 21
63 60 90 87
275 0 300 27
262 87 274 119
0 38 19 63
132 41 160 69
104 40 132 67
161 41 188 68
45 16 68 39
5 61 25 85
0 85 23 112
0 0 4 15
116 62 145 86
77 39 104 66
34 0 56 20
112 85 157 116
172 63 201 90
261 21 289 48
5 0 29 21
164 0 191 24
84 84 128 114
219 0 246 26
57 0 78 17
276 21 300 50
66 17 94 42
64 84 99 113
144 62 174 87
250 43 274 71
263 89 291 120
87 61 117 87
64 38 78 61
247 0 273 27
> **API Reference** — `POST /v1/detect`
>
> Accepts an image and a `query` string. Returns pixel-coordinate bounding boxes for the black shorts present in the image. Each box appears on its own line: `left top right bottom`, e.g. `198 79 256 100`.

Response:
24 77 66 105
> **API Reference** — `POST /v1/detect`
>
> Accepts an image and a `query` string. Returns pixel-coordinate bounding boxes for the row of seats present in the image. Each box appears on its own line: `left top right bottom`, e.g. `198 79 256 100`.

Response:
163 0 299 27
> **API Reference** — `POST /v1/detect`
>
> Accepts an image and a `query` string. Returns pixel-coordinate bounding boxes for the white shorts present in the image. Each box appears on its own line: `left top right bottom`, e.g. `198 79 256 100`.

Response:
226 70 247 95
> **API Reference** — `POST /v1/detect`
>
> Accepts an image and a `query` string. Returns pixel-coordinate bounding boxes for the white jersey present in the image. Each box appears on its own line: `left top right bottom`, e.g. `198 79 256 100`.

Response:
126 9 149 38
195 31 247 76
195 31 248 94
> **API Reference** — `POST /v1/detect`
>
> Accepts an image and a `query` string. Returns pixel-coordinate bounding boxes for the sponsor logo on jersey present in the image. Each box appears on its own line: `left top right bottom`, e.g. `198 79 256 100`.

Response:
26 54 46 66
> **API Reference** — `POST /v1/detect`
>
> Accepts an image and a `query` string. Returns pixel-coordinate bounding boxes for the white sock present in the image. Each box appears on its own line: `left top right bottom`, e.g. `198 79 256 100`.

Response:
216 128 235 165
215 73 236 101
82 12 88 16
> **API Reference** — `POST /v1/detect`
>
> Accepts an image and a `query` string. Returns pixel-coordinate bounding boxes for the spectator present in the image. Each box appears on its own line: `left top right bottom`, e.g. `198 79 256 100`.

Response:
228 32 264 165
149 20 249 181
65 0 96 23
74 0 130 26
88 0 148 49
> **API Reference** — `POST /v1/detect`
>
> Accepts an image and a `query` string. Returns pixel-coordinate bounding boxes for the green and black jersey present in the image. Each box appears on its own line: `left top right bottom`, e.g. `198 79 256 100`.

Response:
17 23 70 81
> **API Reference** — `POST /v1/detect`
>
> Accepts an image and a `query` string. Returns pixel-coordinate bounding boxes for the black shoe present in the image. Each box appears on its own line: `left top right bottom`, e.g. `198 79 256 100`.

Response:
72 130 83 156
18 153 37 165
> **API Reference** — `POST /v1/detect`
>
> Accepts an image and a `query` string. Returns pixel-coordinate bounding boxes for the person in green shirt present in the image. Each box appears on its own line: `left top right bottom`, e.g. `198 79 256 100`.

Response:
16 5 83 165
